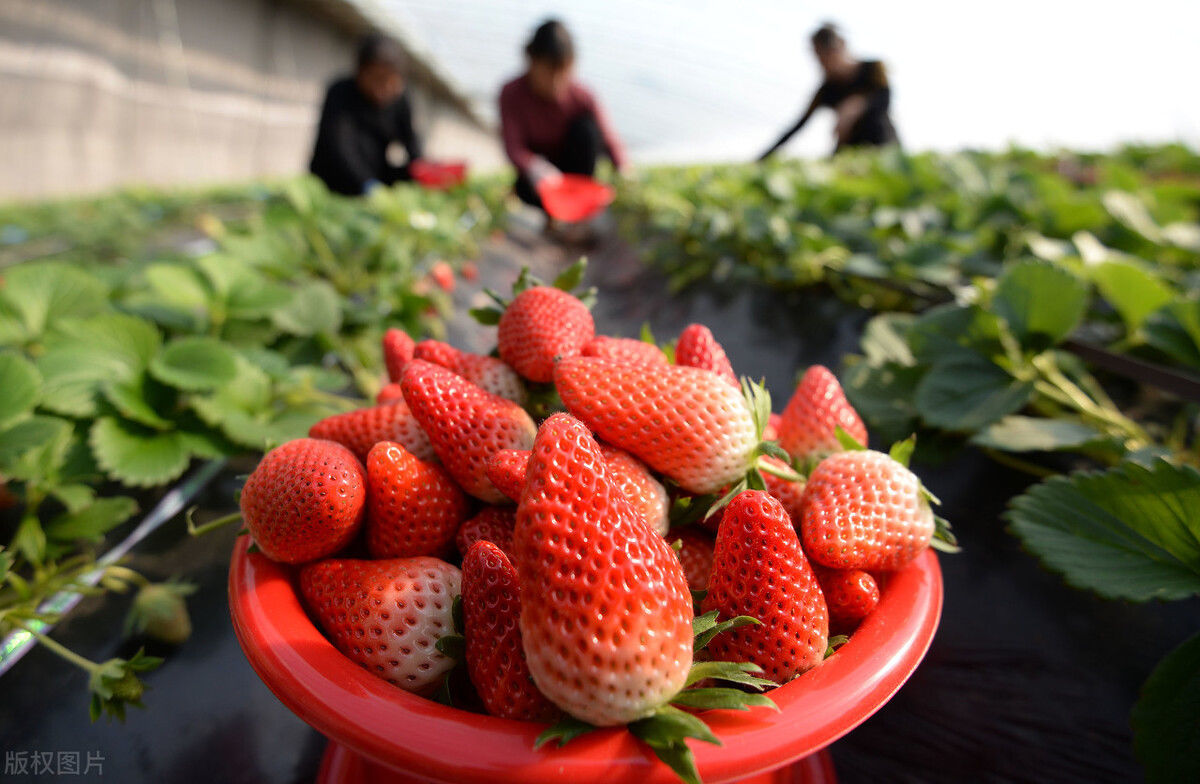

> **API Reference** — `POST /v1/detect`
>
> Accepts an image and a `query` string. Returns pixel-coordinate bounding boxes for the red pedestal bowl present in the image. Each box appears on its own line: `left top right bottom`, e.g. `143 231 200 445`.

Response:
228 538 942 784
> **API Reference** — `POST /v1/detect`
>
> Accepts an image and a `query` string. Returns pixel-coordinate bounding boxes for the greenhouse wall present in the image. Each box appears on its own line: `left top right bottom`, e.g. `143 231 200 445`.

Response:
0 0 502 199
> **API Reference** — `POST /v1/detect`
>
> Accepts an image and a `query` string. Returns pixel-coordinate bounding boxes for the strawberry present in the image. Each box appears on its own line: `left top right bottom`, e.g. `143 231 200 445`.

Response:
413 339 527 404
778 365 867 462
799 449 934 571
485 445 668 535
582 336 668 367
514 413 693 725
365 441 470 559
430 261 455 292
763 412 782 442
461 541 559 721
812 565 879 625
309 401 434 463
675 324 737 387
669 528 716 592
554 356 760 494
376 382 404 405
598 444 670 535
240 438 365 564
401 359 536 503
461 261 479 282
299 557 460 695
484 449 529 503
383 328 415 383
702 490 828 682
456 506 516 559
497 286 594 383
762 456 806 525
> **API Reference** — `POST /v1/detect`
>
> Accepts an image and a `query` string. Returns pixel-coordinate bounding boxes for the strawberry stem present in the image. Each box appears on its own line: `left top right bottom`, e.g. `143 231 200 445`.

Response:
755 455 803 483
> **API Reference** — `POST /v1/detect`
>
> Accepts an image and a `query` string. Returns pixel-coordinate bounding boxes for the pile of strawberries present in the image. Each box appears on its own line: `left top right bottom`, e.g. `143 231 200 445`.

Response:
237 265 954 782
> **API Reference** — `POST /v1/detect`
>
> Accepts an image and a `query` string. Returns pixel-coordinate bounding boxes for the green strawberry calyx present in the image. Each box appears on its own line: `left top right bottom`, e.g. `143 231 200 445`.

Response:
535 611 779 784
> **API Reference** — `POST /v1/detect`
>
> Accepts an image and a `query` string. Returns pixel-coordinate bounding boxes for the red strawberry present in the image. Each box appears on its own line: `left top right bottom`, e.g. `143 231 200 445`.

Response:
800 449 933 570
486 446 668 535
366 441 470 559
401 360 536 503
554 356 758 494
514 414 693 725
456 507 516 559
309 401 434 463
762 456 806 525
383 328 415 382
669 528 716 592
413 339 527 404
240 438 365 564
702 490 828 682
484 449 529 504
461 541 559 721
812 566 880 625
763 412 782 442
497 286 594 383
598 444 669 535
430 261 455 292
675 324 737 387
778 366 867 462
299 557 460 695
582 336 668 367
461 261 479 282
376 382 404 405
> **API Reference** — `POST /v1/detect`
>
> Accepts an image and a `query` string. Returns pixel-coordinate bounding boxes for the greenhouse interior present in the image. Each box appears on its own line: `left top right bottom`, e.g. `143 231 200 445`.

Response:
1 2 1198 783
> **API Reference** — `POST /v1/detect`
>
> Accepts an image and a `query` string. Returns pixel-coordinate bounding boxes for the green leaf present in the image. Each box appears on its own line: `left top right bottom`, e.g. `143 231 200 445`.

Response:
692 611 761 651
834 425 867 451
468 307 502 326
89 417 191 487
272 280 341 336
36 314 161 416
1089 260 1175 332
915 353 1034 431
684 660 776 690
1132 631 1200 784
552 258 587 292
1007 460 1200 601
629 705 720 784
51 483 96 513
1144 295 1200 371
434 633 465 662
12 515 47 564
992 260 1088 348
142 263 212 313
534 715 595 749
888 435 916 467
0 352 41 427
150 337 238 391
669 687 777 712
970 416 1106 453
0 261 108 341
103 374 175 430
0 416 73 482
860 313 916 367
46 497 138 542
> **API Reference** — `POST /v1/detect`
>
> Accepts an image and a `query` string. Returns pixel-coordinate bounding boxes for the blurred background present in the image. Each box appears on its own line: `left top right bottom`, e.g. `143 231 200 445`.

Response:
3 0 1198 198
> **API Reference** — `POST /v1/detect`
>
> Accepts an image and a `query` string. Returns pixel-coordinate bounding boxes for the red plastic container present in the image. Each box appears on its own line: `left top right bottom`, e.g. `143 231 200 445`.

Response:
537 174 616 222
411 160 468 190
229 538 941 784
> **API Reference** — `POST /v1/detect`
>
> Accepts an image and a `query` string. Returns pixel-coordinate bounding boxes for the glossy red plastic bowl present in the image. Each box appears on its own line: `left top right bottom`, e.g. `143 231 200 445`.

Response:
229 538 941 784
537 174 616 222
411 160 468 190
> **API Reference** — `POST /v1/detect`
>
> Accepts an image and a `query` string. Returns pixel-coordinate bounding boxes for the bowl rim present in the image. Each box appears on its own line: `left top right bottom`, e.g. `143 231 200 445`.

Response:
229 538 941 784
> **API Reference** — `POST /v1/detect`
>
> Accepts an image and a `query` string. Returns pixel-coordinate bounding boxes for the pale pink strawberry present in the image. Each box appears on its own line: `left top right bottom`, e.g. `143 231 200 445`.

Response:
778 366 867 462
675 324 738 387
554 356 758 494
413 339 526 404
400 360 536 503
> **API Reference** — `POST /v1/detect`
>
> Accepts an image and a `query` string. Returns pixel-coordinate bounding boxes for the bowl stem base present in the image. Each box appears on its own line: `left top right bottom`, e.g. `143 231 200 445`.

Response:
316 741 837 784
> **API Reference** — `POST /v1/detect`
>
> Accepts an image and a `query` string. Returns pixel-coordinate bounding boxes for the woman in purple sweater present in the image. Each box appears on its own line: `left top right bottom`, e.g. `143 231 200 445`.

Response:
499 20 627 212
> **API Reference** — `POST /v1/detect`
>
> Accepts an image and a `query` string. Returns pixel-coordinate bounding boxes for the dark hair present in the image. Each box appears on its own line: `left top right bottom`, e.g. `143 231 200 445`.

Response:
525 19 574 67
357 33 407 72
811 23 843 51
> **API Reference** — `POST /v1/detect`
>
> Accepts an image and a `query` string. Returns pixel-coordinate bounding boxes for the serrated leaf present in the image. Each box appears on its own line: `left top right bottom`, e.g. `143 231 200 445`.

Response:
1132 631 1200 784
90 417 191 487
860 313 916 367
103 374 175 430
0 261 108 341
0 352 41 427
668 687 777 712
1089 260 1174 333
12 515 47 564
834 425 867 451
0 416 73 482
888 435 916 466
150 337 238 391
631 705 720 747
1144 296 1200 371
915 353 1034 432
51 483 95 513
970 416 1106 453
272 280 341 336
693 613 761 652
552 258 587 292
1007 460 1200 601
685 660 776 690
142 263 212 313
46 497 138 542
37 314 162 417
534 715 595 749
992 260 1088 348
